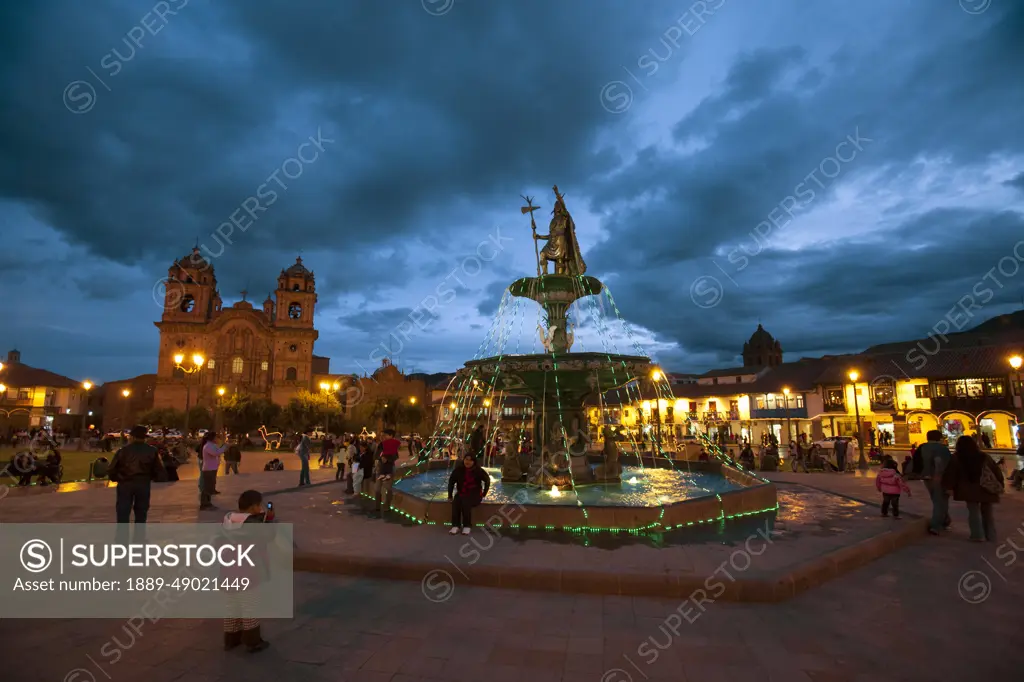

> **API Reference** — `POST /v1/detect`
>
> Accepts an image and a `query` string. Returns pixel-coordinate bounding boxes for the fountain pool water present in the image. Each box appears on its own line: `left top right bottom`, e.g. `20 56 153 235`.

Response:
394 466 743 507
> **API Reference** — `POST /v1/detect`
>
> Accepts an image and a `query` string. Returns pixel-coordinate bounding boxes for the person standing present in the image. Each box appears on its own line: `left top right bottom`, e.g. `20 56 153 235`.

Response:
835 437 848 473
918 429 953 535
200 431 227 510
875 458 911 518
942 435 1004 542
469 424 485 459
320 437 334 469
108 425 167 524
224 438 242 475
374 429 402 516
297 429 312 486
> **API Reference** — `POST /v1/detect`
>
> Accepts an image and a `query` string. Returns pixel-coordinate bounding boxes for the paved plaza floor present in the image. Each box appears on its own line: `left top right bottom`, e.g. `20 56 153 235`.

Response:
1 466 1021 681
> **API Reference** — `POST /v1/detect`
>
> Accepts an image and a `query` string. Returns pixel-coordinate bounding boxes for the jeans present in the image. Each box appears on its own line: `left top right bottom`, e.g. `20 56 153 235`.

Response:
335 461 345 481
451 495 473 527
925 480 951 531
375 477 394 512
836 450 846 472
200 470 217 507
116 479 151 523
298 457 310 486
881 493 901 517
966 502 996 540
224 461 239 475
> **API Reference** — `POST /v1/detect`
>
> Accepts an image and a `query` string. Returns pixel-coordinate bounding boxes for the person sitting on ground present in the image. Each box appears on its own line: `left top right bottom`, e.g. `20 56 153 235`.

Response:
221 489 275 653
448 453 491 535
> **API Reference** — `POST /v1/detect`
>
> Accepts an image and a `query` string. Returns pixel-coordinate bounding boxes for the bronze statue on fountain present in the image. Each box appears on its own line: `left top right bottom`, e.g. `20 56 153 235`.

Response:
463 185 654 490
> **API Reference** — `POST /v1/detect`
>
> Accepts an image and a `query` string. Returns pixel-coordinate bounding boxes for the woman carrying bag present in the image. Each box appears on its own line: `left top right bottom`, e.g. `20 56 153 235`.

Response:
942 435 1004 542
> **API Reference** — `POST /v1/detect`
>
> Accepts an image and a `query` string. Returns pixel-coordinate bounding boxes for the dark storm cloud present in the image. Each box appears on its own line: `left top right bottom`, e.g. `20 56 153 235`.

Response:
585 3 1024 369
2 1 1023 379
1007 172 1024 192
0 0 667 266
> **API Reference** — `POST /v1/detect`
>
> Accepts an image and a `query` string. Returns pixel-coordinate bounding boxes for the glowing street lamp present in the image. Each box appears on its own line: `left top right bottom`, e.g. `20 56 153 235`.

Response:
782 387 793 445
122 388 131 398
173 351 206 439
80 381 94 447
409 396 417 404
217 387 226 396
848 370 866 470
651 368 663 382
1009 357 1024 435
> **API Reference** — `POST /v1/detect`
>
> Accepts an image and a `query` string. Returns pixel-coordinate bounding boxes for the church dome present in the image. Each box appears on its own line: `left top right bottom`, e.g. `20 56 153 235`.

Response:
747 324 775 347
175 247 212 272
285 256 311 277
742 324 783 368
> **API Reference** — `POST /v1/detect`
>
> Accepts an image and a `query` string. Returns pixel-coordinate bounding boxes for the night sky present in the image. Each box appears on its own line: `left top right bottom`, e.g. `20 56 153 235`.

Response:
1 1 1022 383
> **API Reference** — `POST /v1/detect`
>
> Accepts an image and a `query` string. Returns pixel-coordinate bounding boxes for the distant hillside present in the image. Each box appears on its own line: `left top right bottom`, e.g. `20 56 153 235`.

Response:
863 308 1024 354
406 372 456 388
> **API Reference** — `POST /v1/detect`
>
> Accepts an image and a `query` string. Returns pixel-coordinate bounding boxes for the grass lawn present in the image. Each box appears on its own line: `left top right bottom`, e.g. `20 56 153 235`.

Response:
0 444 292 486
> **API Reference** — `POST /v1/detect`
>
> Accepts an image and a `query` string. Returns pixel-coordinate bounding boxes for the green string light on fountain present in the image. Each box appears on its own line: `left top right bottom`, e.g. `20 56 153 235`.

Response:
580 277 722 513
567 272 671 526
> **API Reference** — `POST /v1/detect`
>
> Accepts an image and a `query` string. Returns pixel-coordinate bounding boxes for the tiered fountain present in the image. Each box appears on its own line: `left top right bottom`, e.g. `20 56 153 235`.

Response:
389 187 777 533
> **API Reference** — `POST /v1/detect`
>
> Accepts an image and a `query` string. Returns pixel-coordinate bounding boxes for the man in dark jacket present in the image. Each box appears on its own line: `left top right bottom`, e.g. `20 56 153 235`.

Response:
108 425 166 524
469 424 485 458
918 429 952 535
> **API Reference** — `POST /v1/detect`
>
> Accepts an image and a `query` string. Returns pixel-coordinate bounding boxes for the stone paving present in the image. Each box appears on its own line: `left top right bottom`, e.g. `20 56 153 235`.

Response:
2 468 1022 681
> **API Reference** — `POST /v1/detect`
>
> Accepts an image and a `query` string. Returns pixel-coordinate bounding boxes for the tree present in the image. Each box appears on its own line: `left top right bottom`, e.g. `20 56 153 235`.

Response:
137 408 185 429
187 406 213 431
216 394 280 435
397 403 425 434
280 389 340 433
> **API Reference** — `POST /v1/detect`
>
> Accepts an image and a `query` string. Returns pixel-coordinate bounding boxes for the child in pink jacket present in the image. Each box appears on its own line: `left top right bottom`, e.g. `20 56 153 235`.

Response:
875 457 911 518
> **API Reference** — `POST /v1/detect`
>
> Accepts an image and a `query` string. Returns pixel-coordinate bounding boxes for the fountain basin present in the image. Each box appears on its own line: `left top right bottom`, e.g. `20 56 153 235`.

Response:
385 459 778 532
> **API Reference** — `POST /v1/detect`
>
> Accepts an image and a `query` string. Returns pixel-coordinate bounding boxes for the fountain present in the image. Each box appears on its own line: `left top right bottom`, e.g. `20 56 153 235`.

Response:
389 186 777 533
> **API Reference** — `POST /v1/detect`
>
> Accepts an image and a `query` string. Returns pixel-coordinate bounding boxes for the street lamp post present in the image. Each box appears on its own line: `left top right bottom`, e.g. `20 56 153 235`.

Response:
849 370 867 470
215 386 226 433
80 381 93 449
121 388 131 440
782 387 792 445
651 368 664 451
173 352 206 441
1009 356 1022 446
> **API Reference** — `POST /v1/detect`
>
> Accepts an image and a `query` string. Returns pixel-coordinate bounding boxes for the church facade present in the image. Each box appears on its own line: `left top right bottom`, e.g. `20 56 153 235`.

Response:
152 248 330 412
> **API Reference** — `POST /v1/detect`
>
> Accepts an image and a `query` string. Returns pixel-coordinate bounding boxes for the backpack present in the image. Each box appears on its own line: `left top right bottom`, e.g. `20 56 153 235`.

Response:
980 462 1003 495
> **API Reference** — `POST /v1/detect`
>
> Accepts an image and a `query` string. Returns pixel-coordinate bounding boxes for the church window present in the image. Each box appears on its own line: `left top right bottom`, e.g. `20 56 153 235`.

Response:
261 361 269 371
292 284 300 292
180 294 195 313
286 367 297 381
207 359 215 369
232 357 243 374
288 303 302 319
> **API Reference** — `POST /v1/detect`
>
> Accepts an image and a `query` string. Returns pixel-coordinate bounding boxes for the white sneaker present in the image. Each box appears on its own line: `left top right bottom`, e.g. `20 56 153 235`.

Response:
449 526 460 535
461 527 471 535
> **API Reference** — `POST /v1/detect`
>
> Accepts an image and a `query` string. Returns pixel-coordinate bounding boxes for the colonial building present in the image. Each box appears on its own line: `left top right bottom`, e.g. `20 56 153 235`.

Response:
586 320 1024 449
153 248 328 411
0 349 90 431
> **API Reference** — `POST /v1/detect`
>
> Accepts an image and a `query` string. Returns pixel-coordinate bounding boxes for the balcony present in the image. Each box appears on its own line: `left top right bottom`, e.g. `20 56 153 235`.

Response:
929 395 1013 415
749 407 808 420
823 401 847 414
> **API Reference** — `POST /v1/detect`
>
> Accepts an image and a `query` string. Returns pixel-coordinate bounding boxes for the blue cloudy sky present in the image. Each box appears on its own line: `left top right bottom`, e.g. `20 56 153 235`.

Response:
1 0 1022 382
